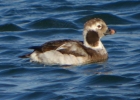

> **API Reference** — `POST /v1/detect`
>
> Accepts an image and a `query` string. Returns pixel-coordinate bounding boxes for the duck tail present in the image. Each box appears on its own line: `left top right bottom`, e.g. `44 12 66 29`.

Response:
19 54 31 58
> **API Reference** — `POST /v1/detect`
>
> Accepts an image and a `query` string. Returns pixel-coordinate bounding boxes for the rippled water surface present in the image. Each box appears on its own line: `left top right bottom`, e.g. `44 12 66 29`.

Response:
0 0 140 100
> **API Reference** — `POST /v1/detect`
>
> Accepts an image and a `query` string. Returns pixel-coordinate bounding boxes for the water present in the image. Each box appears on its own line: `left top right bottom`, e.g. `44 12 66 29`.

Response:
0 0 140 100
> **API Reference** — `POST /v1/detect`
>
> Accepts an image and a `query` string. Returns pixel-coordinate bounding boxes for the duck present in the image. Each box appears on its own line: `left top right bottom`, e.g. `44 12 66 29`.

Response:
19 18 115 65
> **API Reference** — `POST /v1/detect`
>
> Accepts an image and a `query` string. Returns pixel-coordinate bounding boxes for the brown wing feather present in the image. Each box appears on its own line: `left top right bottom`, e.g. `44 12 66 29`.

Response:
31 39 87 57
41 39 71 52
56 40 88 57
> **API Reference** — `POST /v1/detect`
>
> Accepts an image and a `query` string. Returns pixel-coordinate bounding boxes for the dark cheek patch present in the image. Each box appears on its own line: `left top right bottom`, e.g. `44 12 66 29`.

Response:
86 30 99 47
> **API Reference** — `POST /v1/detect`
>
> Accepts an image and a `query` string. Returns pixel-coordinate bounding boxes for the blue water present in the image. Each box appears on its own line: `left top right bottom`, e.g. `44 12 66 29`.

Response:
0 0 140 100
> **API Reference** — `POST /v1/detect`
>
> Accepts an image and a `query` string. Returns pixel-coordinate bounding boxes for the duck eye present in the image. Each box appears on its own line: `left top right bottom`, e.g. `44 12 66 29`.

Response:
97 25 102 29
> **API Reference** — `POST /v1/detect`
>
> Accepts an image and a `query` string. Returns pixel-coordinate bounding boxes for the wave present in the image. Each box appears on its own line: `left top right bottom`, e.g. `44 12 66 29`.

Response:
102 1 140 9
0 35 21 41
83 75 134 85
129 12 140 20
0 23 25 32
27 18 78 29
75 13 133 25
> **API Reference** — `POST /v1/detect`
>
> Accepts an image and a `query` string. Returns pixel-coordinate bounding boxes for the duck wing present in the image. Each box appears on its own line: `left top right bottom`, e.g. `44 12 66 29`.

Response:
29 39 87 57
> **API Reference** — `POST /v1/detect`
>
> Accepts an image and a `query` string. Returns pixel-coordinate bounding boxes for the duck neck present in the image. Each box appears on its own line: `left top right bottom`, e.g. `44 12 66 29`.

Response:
83 30 106 51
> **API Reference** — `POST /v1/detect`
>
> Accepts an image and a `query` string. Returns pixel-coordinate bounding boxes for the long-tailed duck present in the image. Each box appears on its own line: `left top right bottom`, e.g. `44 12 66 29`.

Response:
20 18 115 65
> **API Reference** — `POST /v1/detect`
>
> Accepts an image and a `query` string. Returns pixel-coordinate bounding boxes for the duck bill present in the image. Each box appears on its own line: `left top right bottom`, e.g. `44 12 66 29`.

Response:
104 28 116 35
